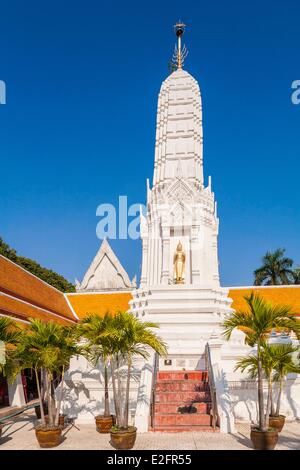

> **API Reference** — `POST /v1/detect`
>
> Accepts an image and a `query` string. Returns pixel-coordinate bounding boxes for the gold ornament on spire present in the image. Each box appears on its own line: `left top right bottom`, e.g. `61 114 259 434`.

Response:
172 21 188 70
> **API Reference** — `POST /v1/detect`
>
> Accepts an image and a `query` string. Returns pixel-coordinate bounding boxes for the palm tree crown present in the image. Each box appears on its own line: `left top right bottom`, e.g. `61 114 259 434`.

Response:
293 268 300 285
222 292 300 431
0 317 20 345
254 248 294 286
223 292 300 346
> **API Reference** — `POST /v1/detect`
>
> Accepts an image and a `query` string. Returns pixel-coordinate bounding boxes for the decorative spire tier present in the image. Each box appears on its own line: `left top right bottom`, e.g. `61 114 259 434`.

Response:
138 23 220 288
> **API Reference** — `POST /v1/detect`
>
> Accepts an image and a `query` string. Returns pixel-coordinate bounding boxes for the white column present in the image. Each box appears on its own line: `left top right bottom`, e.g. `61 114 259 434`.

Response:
135 354 155 432
8 373 26 407
208 338 236 434
147 226 153 284
140 238 148 287
161 226 170 285
212 231 220 286
191 224 200 285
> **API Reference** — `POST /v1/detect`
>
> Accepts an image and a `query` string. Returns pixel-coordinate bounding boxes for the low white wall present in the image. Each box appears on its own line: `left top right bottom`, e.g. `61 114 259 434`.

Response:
217 335 300 426
62 354 146 427
61 337 300 433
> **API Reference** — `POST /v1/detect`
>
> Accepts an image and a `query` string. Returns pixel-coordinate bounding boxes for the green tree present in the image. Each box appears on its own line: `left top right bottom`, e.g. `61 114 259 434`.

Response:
292 267 300 285
0 237 75 292
104 312 167 430
10 319 80 428
272 343 300 416
0 317 20 345
254 248 294 286
222 293 300 431
79 313 114 417
0 317 20 373
234 342 299 427
0 238 17 262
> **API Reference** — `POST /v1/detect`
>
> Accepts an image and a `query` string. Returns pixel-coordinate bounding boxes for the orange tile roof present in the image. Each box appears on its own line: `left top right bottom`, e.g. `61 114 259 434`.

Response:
0 255 76 324
67 287 300 321
0 293 74 325
66 292 132 320
228 286 300 314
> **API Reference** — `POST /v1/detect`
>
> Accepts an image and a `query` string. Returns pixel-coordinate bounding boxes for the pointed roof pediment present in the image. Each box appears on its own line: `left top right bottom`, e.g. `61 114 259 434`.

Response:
78 239 133 292
166 178 195 204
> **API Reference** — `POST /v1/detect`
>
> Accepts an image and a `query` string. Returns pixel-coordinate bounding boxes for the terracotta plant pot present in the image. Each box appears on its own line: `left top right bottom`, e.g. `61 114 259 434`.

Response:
110 426 137 450
35 403 48 420
250 427 278 450
95 415 114 433
35 426 62 448
44 414 66 427
269 415 286 432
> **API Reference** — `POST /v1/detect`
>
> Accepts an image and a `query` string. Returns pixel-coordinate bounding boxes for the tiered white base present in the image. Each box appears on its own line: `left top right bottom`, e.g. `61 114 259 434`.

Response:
130 284 232 370
61 285 300 433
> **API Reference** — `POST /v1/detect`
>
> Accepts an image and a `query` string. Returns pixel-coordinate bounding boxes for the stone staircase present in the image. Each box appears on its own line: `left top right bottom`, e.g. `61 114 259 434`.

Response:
151 370 219 432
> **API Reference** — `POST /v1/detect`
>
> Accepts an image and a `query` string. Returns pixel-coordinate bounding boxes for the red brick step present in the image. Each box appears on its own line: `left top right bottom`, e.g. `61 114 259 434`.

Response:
155 391 211 403
156 380 209 392
154 402 211 414
154 413 211 426
150 369 218 432
157 371 208 381
151 425 218 433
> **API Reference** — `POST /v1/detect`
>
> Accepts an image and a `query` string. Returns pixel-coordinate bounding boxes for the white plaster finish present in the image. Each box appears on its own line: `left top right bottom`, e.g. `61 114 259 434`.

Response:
8 373 26 408
78 238 134 291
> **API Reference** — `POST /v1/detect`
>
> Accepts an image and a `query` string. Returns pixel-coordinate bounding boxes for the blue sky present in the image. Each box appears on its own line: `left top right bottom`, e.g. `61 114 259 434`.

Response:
0 0 299 287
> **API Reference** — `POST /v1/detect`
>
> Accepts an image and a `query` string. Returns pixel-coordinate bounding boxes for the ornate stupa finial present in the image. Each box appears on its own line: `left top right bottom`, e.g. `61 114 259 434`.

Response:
172 21 188 70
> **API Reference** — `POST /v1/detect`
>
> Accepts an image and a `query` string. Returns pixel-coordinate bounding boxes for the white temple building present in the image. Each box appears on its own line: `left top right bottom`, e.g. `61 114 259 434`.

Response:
63 24 300 433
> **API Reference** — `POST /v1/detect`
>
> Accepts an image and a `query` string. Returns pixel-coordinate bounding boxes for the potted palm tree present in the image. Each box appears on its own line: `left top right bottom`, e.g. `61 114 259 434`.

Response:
79 313 115 433
10 318 80 448
0 317 20 439
269 343 300 432
235 342 274 429
107 312 167 450
34 369 48 420
223 292 300 450
50 324 82 428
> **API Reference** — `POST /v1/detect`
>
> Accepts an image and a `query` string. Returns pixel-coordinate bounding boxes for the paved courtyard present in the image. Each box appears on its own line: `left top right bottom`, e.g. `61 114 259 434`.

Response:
0 411 299 450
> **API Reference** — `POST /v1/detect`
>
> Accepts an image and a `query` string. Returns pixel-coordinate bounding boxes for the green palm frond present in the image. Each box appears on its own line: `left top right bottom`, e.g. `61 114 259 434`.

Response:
0 317 20 344
254 248 294 286
234 355 259 379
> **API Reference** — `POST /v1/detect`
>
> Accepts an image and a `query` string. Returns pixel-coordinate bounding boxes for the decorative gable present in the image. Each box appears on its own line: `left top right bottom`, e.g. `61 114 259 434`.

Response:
78 239 134 291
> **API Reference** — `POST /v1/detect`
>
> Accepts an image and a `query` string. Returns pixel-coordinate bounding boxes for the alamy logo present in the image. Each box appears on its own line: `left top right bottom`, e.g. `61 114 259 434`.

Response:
0 80 6 104
291 80 300 105
96 196 146 241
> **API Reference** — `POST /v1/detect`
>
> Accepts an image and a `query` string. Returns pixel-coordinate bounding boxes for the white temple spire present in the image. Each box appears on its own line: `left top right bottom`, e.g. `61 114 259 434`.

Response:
208 175 212 191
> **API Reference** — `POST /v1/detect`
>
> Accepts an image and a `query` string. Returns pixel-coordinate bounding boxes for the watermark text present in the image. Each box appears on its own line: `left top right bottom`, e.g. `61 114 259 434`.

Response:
0 80 6 104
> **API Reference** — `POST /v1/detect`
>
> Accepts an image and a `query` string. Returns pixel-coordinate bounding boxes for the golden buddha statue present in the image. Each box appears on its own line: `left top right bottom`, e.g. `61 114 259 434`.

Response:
173 241 185 284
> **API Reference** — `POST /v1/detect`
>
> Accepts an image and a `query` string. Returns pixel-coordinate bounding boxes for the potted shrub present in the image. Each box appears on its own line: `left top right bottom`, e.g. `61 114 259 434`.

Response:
107 312 167 450
223 292 300 450
235 342 275 431
269 343 300 432
10 319 80 448
34 369 48 419
0 317 20 441
79 313 115 433
234 342 299 434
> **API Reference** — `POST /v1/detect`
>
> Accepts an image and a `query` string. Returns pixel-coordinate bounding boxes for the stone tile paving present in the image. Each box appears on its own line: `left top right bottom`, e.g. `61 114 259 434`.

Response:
0 411 299 450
